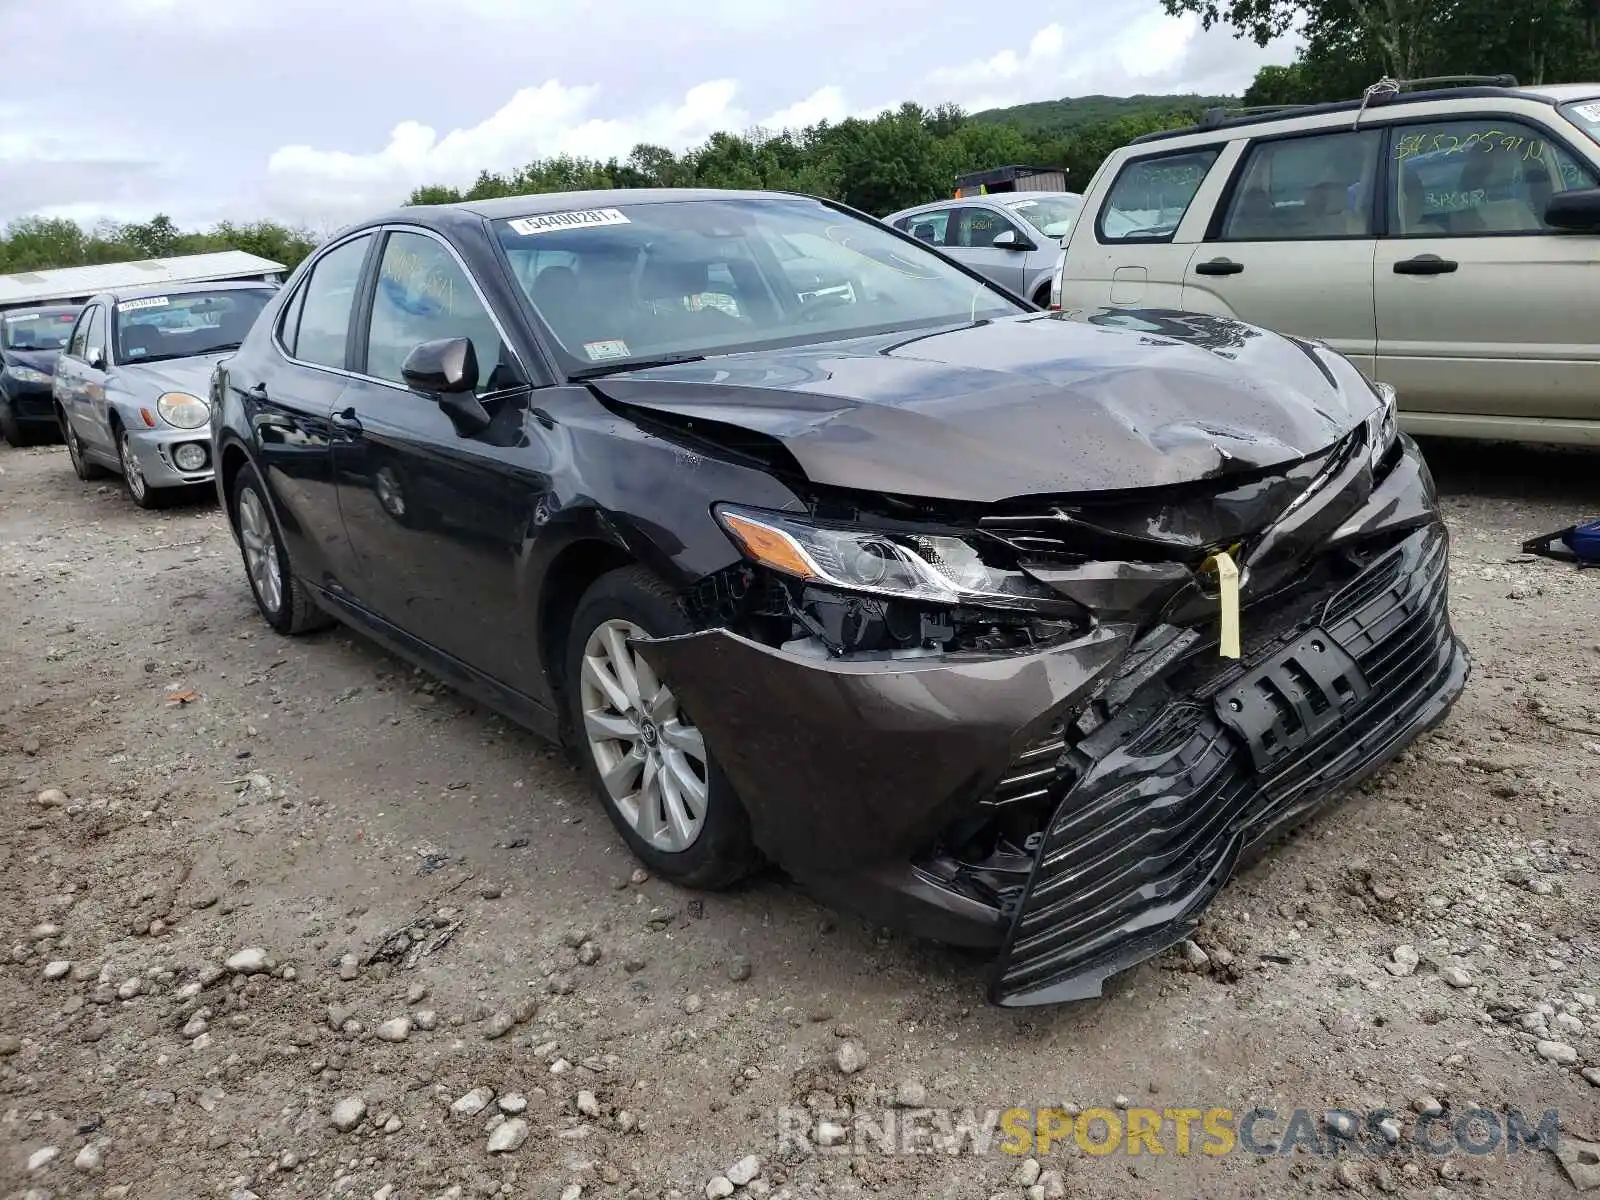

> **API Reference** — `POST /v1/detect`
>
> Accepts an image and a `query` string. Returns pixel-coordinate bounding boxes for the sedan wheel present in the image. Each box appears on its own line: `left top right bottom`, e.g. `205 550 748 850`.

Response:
579 618 709 853
118 428 160 509
60 414 105 480
565 565 760 889
238 487 284 617
229 461 334 637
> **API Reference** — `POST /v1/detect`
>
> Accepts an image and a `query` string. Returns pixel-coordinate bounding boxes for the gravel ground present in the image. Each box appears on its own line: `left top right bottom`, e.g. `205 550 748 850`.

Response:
1 437 1598 1200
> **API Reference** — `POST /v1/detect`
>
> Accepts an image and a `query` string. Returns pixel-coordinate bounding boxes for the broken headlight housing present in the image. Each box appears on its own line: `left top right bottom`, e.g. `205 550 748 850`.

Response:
1366 381 1399 470
714 503 1078 616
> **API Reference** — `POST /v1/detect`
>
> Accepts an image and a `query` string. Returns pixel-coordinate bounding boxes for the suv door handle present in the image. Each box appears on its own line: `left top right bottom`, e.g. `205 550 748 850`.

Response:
331 407 363 435
1393 254 1458 275
1194 258 1244 276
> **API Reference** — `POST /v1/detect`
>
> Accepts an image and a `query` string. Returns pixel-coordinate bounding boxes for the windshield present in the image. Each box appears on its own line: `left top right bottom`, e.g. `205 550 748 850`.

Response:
115 289 274 364
1561 97 1600 147
1001 194 1083 238
3 306 82 351
493 196 1023 374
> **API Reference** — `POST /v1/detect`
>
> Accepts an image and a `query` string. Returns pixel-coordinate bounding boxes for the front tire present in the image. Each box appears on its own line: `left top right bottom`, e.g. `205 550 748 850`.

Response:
230 461 333 636
565 565 761 889
117 427 166 509
0 397 30 447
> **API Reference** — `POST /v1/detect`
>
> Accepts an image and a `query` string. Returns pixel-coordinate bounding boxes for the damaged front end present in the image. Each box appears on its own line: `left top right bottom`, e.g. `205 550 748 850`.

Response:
632 408 1467 1006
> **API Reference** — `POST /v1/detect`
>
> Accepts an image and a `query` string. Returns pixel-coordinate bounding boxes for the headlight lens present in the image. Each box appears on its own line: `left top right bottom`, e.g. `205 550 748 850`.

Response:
1366 381 1399 469
7 365 50 384
156 391 210 430
714 504 1076 615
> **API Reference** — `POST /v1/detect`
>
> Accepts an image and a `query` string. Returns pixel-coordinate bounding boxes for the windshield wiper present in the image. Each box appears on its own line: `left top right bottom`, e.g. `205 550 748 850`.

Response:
570 352 707 380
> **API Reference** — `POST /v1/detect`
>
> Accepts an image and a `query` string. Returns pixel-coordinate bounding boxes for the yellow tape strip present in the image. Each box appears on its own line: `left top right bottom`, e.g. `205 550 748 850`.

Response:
1214 551 1241 659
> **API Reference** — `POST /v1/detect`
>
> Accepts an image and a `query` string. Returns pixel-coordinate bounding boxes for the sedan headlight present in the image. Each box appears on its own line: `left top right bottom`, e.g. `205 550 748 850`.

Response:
715 504 1076 615
6 365 50 385
156 391 210 430
1366 381 1399 469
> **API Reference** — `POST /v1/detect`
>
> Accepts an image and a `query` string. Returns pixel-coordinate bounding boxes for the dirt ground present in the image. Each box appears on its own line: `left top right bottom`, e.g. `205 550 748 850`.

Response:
1 436 1597 1200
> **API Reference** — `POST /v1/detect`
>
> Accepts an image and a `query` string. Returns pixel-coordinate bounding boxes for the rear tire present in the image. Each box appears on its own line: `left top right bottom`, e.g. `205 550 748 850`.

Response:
1032 284 1052 310
565 565 761 889
230 461 333 636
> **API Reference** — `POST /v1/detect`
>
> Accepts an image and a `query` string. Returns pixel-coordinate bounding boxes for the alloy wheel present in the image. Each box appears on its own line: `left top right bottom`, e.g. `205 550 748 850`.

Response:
237 487 284 616
119 430 148 502
579 618 709 853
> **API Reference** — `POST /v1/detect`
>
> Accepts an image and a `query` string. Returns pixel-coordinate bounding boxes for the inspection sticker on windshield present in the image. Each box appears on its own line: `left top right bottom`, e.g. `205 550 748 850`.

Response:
119 296 170 311
1574 102 1600 123
583 339 631 361
508 208 630 236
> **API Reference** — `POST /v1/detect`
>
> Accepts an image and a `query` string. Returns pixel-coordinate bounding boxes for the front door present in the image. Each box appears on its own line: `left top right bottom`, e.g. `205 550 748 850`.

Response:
1373 116 1600 422
332 227 549 693
948 205 1034 294
1181 126 1382 377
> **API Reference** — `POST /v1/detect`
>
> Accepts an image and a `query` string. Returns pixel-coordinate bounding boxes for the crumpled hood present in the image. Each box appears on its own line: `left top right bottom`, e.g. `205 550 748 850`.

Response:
116 355 225 398
591 310 1381 501
4 348 62 375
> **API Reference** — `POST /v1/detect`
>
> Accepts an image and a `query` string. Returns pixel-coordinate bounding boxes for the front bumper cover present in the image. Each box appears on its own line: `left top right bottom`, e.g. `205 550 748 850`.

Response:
125 425 215 488
634 436 1468 1004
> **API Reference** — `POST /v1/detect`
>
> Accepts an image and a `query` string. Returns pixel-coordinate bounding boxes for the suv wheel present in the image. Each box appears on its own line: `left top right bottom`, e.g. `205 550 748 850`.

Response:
565 565 761 889
231 461 333 635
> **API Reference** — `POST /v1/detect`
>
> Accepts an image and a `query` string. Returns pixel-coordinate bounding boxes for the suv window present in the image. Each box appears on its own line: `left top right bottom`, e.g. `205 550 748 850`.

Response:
1098 148 1220 243
1221 129 1381 240
364 230 506 393
1389 119 1599 236
292 233 373 369
900 210 952 246
952 207 1023 248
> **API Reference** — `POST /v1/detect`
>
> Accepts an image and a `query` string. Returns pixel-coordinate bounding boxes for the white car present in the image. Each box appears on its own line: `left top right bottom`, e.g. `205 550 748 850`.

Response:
1052 76 1600 445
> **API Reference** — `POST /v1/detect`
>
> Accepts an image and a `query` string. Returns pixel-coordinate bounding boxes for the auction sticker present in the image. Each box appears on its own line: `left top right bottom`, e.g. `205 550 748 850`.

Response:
1573 102 1600 123
508 209 631 236
583 339 631 361
120 296 170 311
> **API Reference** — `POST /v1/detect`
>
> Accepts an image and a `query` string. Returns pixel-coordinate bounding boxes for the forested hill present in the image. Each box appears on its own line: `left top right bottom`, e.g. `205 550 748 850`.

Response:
970 92 1236 136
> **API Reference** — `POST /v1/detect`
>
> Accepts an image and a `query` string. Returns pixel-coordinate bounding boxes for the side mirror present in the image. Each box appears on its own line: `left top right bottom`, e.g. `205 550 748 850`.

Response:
401 337 479 394
1545 187 1600 231
991 230 1035 252
87 347 105 370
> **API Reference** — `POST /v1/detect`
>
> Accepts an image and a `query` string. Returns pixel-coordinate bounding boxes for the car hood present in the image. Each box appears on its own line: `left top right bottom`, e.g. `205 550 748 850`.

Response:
5 348 62 375
590 310 1379 501
114 354 226 397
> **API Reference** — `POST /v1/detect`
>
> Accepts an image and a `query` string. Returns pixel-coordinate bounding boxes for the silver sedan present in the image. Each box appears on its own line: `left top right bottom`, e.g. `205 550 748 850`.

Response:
52 281 277 508
885 192 1083 307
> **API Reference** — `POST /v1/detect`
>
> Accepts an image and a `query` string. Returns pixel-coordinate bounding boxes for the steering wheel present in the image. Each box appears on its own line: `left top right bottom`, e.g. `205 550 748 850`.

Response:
791 293 853 324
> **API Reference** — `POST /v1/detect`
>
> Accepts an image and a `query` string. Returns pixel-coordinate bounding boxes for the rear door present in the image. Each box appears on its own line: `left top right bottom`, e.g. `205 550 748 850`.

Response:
333 226 544 691
60 304 112 453
1059 144 1225 312
1181 126 1382 376
1372 116 1600 424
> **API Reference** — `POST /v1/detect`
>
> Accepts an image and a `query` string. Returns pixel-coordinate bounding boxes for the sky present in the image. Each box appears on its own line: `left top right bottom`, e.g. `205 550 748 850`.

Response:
0 0 1297 235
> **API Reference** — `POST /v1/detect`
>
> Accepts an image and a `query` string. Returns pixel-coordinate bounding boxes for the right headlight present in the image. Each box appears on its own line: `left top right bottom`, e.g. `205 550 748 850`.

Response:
156 391 210 430
714 503 1078 616
1366 381 1399 469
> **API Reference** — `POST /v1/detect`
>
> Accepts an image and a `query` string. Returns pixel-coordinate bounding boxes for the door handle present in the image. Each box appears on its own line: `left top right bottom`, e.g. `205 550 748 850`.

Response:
1194 258 1244 276
1393 254 1458 275
331 407 363 435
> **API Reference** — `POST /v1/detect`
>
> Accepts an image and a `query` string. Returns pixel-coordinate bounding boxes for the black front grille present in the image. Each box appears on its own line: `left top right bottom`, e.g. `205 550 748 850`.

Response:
991 525 1462 1005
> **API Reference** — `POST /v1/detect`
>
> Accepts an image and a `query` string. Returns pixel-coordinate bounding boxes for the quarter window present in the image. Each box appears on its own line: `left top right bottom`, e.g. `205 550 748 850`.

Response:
1388 119 1599 236
1098 148 1221 243
1221 129 1382 240
364 231 506 393
292 234 373 369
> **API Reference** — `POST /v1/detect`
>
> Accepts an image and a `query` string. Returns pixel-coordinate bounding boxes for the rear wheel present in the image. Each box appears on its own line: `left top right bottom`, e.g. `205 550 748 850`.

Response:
565 565 761 889
230 461 333 635
1032 284 1052 309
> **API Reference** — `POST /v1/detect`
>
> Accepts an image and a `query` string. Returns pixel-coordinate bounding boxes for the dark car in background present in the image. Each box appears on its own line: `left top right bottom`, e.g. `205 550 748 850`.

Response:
210 188 1467 1006
0 305 82 445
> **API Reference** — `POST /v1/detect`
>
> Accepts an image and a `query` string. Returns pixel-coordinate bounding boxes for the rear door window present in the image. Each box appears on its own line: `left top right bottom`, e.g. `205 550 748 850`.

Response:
902 210 952 245
1097 148 1221 243
1220 129 1382 240
291 233 374 369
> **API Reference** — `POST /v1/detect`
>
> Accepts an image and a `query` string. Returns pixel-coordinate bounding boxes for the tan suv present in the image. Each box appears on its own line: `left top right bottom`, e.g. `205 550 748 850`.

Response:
1052 77 1600 446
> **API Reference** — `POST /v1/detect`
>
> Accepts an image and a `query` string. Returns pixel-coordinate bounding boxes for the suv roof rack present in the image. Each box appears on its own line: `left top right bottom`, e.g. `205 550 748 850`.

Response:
1129 74 1532 146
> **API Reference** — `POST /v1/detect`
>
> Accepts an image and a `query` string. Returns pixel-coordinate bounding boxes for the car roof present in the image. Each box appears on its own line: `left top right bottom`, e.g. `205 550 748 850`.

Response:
885 192 1084 222
360 188 814 233
92 279 279 305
